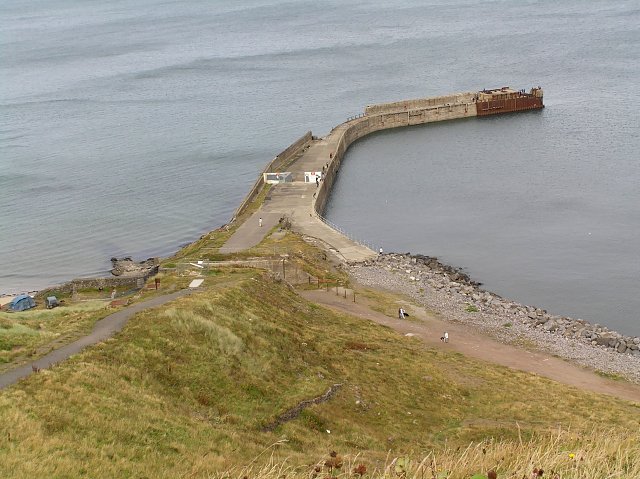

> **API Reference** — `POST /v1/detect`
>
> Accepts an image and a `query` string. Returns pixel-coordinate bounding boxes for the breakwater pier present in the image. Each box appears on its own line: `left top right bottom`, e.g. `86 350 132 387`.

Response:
221 87 544 261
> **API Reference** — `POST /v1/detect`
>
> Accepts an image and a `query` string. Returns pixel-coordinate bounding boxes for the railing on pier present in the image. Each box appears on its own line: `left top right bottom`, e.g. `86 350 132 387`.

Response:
315 213 376 252
346 112 366 122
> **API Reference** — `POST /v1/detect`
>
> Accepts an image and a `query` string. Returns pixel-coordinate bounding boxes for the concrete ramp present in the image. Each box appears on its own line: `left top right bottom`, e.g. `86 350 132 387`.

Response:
219 211 282 254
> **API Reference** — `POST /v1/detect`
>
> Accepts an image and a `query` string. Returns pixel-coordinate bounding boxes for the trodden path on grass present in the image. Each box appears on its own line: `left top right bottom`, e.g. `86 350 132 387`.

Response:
0 289 192 390
300 289 640 403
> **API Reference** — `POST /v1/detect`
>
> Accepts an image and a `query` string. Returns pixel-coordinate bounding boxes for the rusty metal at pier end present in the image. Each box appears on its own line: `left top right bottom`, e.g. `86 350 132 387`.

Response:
475 86 544 116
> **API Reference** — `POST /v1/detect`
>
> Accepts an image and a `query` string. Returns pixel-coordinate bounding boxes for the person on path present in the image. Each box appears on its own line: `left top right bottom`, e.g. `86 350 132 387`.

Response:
398 308 404 319
259 217 263 227
111 289 116 300
444 331 449 343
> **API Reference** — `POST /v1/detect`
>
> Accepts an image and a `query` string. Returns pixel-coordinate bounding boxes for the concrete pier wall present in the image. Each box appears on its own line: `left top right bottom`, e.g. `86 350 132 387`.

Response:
314 94 477 215
365 92 476 115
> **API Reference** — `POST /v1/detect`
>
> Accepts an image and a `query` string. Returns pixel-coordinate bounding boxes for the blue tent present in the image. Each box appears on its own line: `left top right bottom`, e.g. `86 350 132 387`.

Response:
8 294 36 312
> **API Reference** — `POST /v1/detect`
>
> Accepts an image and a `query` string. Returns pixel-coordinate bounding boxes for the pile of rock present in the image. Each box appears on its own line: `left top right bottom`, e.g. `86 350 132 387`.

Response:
110 257 159 277
359 253 640 357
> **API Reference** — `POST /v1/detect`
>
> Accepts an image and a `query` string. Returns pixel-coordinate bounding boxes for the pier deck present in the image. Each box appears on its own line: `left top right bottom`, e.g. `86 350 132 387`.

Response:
220 124 376 262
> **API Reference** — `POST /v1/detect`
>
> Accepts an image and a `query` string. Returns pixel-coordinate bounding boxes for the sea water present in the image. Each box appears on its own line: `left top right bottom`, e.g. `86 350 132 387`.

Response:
1 1 638 334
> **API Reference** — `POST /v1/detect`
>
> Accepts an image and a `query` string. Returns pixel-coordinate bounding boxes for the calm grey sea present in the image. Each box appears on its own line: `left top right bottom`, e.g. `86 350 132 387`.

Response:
2 1 638 334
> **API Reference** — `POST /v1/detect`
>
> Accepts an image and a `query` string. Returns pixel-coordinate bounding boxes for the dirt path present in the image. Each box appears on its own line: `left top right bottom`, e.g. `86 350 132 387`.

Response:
0 289 192 390
300 289 640 403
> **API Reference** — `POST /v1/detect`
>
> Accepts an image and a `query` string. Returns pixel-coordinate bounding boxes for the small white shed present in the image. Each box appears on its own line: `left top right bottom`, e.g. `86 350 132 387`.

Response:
263 172 293 184
304 171 323 184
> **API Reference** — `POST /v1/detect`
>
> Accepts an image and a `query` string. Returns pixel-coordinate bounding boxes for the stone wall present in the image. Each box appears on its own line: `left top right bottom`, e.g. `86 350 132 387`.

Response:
364 92 476 115
39 268 158 297
267 131 313 173
232 131 312 221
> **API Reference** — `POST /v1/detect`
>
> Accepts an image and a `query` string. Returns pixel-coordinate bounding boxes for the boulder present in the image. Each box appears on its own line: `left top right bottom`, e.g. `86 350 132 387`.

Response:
594 335 614 347
111 257 159 277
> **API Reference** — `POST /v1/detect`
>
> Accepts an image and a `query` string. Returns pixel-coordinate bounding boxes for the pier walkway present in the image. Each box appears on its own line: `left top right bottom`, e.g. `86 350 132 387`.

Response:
220 124 376 262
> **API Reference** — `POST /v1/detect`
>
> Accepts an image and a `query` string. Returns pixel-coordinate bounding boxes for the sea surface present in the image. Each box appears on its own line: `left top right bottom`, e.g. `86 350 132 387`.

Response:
1 1 638 334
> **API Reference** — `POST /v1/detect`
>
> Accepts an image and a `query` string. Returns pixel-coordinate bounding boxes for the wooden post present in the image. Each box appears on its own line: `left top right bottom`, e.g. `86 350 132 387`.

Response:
353 291 356 303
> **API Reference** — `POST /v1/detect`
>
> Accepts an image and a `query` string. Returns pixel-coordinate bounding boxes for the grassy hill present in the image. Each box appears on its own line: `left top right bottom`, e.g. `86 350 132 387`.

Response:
1 249 638 478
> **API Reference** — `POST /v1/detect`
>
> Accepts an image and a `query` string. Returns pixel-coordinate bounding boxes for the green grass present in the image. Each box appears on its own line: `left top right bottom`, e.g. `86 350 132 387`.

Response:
0 273 199 370
595 370 625 381
1 272 638 477
0 301 111 368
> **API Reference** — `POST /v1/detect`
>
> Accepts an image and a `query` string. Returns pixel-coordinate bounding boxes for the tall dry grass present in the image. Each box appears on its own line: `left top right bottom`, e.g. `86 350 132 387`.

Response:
220 428 639 479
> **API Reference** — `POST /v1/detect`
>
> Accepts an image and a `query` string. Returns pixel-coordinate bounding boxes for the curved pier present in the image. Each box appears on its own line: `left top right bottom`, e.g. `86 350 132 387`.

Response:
220 87 543 261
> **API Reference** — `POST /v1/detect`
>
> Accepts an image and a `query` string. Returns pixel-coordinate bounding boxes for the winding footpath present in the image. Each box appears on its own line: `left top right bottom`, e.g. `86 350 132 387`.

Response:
0 289 192 390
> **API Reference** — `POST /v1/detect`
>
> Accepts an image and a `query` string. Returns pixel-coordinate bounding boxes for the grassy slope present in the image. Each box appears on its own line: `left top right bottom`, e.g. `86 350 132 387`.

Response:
0 277 194 371
0 301 112 368
1 269 638 478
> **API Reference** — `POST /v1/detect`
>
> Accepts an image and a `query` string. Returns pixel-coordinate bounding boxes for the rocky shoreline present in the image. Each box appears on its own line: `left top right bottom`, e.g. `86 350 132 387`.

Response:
347 253 640 384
